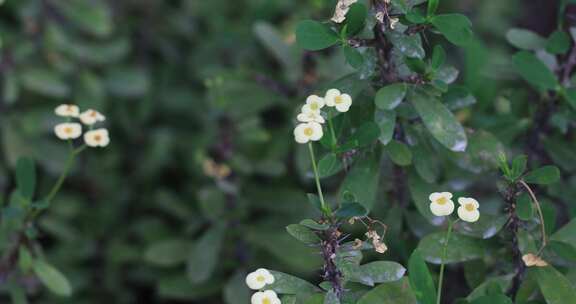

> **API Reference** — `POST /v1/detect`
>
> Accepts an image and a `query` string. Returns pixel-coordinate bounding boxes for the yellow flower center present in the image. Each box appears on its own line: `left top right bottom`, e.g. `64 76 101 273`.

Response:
64 127 73 134
436 197 447 205
262 298 271 304
94 134 102 142
465 203 475 212
310 103 319 110
304 127 314 136
335 96 343 104
256 275 265 282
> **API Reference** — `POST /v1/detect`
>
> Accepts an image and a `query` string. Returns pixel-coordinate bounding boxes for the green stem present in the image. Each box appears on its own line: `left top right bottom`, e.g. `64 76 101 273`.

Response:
308 143 332 217
44 146 83 204
327 110 337 149
436 219 457 304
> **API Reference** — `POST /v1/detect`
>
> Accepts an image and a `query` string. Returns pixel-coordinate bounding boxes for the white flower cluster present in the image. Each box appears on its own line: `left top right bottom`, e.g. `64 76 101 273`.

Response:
429 192 480 223
54 104 110 148
245 268 281 304
294 89 352 144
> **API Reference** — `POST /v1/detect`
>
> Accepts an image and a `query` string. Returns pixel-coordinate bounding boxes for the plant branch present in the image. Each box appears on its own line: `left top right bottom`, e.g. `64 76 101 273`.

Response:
518 180 547 253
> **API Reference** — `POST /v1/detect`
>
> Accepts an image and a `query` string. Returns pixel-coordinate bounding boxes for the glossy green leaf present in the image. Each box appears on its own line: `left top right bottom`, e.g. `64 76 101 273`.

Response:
187 225 225 284
318 153 343 178
357 278 417 304
16 157 35 201
335 202 368 219
345 3 367 36
523 165 561 185
33 259 73 296
408 250 436 304
144 240 191 266
427 0 439 16
506 28 546 50
512 51 558 91
343 45 364 69
511 154 528 180
430 14 473 46
267 271 318 295
385 140 413 166
349 261 406 286
534 266 576 304
338 155 380 210
375 110 397 145
296 20 339 51
299 219 330 231
516 193 534 221
375 83 408 110
417 232 494 264
546 31 571 54
470 294 513 304
411 90 467 152
431 45 446 69
286 224 320 244
388 31 425 59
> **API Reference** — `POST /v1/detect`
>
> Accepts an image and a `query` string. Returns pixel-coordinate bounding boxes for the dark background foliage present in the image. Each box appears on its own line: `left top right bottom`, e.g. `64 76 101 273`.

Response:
0 0 574 303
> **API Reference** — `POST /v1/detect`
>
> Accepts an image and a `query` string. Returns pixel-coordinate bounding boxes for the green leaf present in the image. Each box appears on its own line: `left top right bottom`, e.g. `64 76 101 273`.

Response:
408 250 436 304
388 32 425 59
551 219 576 250
506 28 546 50
307 194 323 212
267 271 318 295
427 0 439 16
52 0 113 37
335 202 368 219
254 22 300 77
385 140 412 166
534 266 576 304
375 83 408 110
19 68 70 98
286 224 321 244
375 110 396 145
346 122 381 148
523 165 561 185
343 45 364 69
357 278 417 304
33 259 72 297
564 88 576 110
299 219 330 231
516 193 534 221
546 31 571 54
318 153 343 178
16 157 35 201
417 232 494 264
349 261 406 286
186 225 225 284
431 45 446 70
345 3 367 36
338 155 380 210
512 51 559 91
406 10 427 24
430 14 473 46
296 20 339 51
470 294 513 304
410 90 467 152
510 154 528 180
144 239 190 267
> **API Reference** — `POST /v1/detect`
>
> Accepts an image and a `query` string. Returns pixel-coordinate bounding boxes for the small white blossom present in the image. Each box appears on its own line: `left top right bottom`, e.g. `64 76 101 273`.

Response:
54 123 82 140
251 290 281 304
245 268 275 290
79 109 106 125
294 122 323 144
84 128 110 147
297 110 325 124
303 95 325 113
54 104 80 117
457 197 480 223
429 192 454 217
325 89 352 112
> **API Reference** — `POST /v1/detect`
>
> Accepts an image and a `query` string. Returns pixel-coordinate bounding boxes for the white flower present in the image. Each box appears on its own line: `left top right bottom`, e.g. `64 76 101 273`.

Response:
302 95 325 113
54 104 80 117
325 89 352 112
251 290 281 304
429 192 454 217
54 123 82 140
457 197 480 223
79 109 106 125
297 110 325 124
294 122 323 144
245 268 275 290
84 128 110 147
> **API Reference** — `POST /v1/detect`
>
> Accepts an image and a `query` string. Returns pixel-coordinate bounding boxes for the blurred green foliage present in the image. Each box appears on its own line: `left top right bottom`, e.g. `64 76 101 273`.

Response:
0 0 576 303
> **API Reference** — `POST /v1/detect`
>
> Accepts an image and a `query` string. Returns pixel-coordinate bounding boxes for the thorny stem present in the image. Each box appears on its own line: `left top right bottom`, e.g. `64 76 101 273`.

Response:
518 180 547 253
436 218 457 304
308 143 332 217
321 227 344 299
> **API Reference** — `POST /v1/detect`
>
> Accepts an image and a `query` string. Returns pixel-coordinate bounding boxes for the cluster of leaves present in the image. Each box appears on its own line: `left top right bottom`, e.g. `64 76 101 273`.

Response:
0 0 575 303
